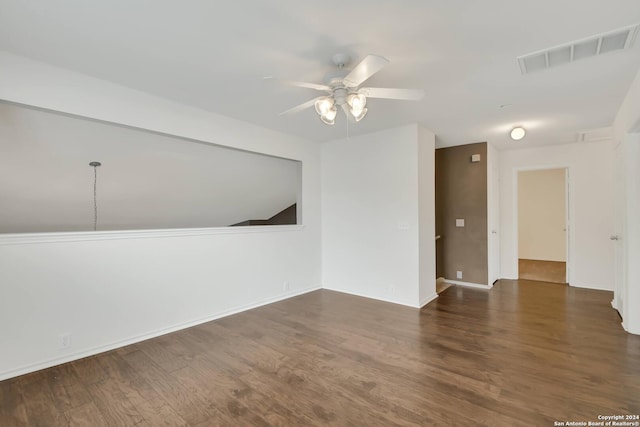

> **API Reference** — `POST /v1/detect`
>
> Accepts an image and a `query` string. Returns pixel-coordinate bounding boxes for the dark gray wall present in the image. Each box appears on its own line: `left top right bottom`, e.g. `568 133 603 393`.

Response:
230 204 296 226
435 142 488 285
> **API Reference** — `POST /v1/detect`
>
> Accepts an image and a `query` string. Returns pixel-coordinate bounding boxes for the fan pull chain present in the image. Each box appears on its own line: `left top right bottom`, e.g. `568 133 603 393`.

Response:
347 112 350 140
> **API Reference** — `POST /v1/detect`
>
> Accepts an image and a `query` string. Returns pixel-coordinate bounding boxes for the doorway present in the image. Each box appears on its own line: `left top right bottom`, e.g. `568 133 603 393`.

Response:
517 168 569 284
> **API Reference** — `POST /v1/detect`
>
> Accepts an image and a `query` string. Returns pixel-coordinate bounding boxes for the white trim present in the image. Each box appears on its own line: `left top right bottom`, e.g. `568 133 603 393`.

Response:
611 299 619 310
623 322 640 336
569 282 613 291
565 167 571 283
321 286 418 308
420 293 439 308
445 279 493 289
0 224 305 246
0 285 320 381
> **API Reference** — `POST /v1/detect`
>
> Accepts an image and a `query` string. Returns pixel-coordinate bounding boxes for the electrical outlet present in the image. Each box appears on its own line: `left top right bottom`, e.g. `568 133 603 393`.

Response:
397 221 410 230
59 333 72 349
283 281 290 291
456 271 463 279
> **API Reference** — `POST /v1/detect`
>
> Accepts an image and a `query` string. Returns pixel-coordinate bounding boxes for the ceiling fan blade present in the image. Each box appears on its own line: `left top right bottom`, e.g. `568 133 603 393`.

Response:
343 54 390 87
358 87 424 100
279 97 323 116
264 77 331 92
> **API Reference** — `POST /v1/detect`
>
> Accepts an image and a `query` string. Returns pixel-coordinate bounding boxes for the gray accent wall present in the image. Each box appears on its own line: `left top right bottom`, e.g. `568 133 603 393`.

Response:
435 142 488 285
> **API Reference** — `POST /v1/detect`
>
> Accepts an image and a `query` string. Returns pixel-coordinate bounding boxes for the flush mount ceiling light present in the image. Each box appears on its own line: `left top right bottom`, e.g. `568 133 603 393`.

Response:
270 53 424 125
510 127 526 141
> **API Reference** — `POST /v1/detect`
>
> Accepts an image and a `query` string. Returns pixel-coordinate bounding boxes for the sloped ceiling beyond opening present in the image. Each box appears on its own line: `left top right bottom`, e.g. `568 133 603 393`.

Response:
0 102 299 233
0 1 639 148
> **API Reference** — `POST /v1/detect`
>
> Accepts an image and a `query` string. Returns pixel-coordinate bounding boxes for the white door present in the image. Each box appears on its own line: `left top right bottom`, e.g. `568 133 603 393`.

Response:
612 142 626 316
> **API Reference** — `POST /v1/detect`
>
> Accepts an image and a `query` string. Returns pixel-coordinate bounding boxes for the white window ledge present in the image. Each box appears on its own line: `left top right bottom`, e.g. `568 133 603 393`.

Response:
0 224 305 245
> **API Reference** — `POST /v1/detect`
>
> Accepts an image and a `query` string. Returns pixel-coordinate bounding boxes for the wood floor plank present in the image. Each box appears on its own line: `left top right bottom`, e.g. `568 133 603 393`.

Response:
1 280 639 425
0 378 28 427
137 334 196 373
83 377 145 427
236 311 500 424
20 377 69 427
45 364 92 412
70 356 109 385
64 402 109 427
120 349 225 425
96 352 188 426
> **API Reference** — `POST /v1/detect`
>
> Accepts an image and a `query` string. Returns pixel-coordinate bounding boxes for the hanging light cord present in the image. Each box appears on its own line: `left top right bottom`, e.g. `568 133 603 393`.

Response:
89 162 101 231
346 110 350 140
93 166 98 231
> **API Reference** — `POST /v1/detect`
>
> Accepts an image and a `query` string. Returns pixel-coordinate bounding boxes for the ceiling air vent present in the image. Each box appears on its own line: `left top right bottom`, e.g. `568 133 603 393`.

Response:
518 24 639 74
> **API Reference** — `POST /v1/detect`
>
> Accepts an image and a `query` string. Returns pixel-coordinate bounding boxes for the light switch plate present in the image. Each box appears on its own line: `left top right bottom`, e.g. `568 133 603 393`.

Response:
471 154 481 162
456 219 465 227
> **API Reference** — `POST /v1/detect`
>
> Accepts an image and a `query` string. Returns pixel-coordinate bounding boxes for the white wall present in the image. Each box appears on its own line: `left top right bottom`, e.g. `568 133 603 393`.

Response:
517 169 566 262
322 124 436 308
487 143 500 285
0 52 322 380
500 141 614 290
613 68 640 335
613 68 640 139
417 126 437 306
621 134 640 334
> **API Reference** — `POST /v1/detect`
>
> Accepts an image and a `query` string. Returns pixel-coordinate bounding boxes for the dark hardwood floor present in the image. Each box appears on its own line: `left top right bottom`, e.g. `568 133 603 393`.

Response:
2 280 639 426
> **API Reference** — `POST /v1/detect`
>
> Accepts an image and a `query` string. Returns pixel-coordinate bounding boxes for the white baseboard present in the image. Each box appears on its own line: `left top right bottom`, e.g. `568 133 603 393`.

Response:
569 282 613 291
623 323 640 336
321 286 419 308
610 304 638 336
444 279 493 289
420 293 439 308
0 285 321 381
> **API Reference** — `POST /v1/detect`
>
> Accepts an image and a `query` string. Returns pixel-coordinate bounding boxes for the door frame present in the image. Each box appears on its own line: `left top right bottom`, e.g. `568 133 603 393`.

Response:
513 165 572 284
611 141 626 317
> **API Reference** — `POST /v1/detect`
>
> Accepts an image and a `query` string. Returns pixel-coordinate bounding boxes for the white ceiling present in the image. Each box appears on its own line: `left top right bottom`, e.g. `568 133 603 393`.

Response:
0 1 639 149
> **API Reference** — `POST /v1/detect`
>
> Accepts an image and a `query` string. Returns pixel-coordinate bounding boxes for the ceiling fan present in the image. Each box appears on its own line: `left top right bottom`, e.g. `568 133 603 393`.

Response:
270 53 424 125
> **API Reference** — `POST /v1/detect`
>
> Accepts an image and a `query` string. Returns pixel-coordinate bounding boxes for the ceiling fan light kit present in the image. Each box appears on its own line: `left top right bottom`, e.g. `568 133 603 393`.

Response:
277 53 425 125
314 97 334 116
314 97 337 125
